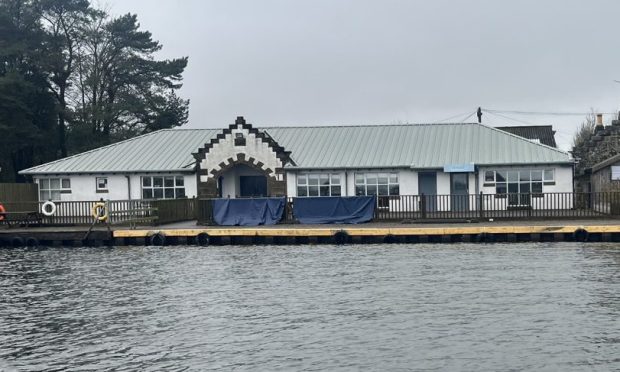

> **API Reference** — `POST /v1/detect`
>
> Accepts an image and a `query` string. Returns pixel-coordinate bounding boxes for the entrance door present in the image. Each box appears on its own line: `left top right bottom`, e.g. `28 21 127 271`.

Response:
239 176 267 197
450 173 469 211
418 172 437 212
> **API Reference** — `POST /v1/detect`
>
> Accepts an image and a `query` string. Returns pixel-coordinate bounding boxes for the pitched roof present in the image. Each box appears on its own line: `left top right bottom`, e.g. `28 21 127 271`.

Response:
496 125 557 148
19 122 572 175
592 153 620 173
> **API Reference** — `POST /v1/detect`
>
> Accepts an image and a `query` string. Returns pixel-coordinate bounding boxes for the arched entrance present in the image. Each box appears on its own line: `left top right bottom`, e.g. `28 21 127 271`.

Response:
219 163 268 198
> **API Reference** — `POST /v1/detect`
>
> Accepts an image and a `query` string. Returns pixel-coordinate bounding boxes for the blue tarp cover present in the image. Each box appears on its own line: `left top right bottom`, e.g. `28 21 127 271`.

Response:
293 196 375 224
213 197 285 226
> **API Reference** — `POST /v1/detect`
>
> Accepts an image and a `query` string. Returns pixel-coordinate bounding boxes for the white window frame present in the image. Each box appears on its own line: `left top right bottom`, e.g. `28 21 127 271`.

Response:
141 175 186 200
37 177 71 201
296 173 341 197
96 177 108 193
612 166 620 181
354 172 400 197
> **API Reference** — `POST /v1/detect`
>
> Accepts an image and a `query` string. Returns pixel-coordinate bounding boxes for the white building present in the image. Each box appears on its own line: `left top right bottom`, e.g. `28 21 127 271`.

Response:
20 116 574 211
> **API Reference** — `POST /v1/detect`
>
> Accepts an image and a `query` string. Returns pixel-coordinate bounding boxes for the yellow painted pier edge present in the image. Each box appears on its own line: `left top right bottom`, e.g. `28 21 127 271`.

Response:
113 225 620 239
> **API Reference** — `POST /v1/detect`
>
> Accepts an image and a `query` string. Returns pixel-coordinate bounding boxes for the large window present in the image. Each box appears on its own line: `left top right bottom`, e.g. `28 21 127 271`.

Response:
612 166 620 180
355 172 399 196
38 177 71 200
142 176 186 199
297 173 341 197
484 169 555 205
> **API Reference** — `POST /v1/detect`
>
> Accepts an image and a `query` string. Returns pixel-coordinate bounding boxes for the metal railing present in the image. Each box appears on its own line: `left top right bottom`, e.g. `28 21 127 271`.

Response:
0 199 196 226
2 192 619 227
373 192 620 221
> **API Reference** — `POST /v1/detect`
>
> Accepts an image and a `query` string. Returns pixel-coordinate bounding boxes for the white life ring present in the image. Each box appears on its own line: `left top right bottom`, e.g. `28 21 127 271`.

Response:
42 201 57 216
91 202 108 222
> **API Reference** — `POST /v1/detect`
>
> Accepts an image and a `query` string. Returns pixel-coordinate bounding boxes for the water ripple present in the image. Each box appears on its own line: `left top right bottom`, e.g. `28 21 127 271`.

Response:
1 243 619 371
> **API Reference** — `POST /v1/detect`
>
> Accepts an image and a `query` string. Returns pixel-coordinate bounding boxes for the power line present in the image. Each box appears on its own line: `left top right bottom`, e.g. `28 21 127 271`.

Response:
485 111 534 126
483 108 617 116
432 110 475 123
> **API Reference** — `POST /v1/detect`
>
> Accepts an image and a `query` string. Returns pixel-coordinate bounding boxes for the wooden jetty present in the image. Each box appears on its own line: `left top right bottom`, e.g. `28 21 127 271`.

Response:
1 221 620 247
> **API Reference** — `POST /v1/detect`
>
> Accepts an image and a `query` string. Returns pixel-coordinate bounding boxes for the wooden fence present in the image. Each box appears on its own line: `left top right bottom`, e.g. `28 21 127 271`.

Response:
0 183 38 211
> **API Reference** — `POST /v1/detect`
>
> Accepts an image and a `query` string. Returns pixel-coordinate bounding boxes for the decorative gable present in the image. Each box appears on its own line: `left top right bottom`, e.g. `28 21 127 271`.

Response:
193 116 294 182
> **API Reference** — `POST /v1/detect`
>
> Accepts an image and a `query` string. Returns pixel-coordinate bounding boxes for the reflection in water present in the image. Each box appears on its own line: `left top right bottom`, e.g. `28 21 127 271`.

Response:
0 243 619 371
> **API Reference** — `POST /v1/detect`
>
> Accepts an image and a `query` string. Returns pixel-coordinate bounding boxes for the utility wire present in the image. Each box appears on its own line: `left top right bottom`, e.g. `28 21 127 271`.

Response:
485 111 534 126
433 110 475 123
460 111 476 123
483 108 617 116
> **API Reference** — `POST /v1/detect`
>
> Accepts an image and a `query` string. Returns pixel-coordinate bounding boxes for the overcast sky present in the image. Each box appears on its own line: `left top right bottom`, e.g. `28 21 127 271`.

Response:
109 0 620 150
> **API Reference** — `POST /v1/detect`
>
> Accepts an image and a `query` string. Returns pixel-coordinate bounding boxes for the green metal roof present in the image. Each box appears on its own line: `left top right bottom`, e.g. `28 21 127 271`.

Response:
19 122 572 175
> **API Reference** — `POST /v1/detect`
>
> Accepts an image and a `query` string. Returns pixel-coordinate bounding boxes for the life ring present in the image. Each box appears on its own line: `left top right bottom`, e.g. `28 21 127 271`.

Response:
41 201 56 216
0 204 5 221
91 202 108 221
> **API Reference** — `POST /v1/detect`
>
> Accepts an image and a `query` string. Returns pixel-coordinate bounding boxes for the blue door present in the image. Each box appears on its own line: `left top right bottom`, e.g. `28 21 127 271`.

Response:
450 173 469 211
418 172 437 212
239 176 267 197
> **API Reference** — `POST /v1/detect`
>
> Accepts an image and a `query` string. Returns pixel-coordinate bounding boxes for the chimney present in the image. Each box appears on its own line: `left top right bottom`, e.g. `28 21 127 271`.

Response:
595 113 604 132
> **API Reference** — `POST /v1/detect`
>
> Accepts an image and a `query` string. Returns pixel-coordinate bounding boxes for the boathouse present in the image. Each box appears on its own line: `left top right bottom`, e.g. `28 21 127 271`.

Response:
19 116 573 211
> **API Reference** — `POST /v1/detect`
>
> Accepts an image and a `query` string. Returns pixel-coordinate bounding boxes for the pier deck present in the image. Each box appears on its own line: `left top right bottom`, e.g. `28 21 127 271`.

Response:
1 219 619 246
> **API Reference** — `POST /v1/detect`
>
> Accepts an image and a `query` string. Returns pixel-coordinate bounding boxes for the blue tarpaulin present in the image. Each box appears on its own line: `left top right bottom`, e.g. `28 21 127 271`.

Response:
213 197 286 226
293 196 375 224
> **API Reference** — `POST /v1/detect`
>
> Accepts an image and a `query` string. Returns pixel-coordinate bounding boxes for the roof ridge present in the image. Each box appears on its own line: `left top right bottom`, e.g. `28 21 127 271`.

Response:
259 122 478 129
479 122 569 155
19 130 167 173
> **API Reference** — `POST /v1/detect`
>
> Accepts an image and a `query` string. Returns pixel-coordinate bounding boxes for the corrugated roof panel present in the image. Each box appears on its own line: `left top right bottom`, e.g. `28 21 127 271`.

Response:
19 123 572 175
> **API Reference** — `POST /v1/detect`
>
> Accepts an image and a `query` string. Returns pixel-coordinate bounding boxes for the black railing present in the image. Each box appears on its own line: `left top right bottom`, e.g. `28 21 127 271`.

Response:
2 192 619 227
373 192 620 221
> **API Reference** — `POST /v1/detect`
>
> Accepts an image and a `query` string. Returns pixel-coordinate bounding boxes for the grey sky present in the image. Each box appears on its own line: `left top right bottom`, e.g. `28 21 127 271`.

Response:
109 0 620 150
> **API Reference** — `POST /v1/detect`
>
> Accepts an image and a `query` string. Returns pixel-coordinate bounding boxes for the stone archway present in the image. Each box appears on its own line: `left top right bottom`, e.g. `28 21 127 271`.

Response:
193 117 294 199
199 155 285 198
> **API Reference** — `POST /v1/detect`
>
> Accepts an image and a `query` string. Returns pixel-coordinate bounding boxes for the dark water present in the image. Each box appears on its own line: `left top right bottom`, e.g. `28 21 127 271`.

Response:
1 243 619 371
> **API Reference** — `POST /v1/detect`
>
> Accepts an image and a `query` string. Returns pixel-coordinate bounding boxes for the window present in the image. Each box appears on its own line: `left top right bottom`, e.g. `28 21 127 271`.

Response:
234 132 246 146
355 172 400 196
543 169 555 184
142 176 186 199
38 177 71 200
484 169 548 205
96 177 108 193
612 166 620 181
297 173 341 197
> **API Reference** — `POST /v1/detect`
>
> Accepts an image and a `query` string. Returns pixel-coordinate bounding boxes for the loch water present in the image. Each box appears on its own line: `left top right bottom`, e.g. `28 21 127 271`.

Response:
1 243 619 371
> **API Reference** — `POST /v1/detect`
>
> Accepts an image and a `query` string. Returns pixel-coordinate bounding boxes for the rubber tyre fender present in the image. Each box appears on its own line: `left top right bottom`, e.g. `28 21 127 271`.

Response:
149 232 166 246
333 231 349 245
197 232 210 246
573 228 589 242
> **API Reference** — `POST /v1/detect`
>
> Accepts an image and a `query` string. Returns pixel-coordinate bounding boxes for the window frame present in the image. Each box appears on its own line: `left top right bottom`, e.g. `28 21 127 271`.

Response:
96 177 109 193
611 166 620 181
296 173 341 197
37 177 71 201
354 172 400 197
483 169 548 201
141 175 187 200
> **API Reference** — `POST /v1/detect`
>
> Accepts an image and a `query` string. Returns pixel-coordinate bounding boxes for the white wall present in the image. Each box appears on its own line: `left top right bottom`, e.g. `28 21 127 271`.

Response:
478 165 574 210
34 173 197 201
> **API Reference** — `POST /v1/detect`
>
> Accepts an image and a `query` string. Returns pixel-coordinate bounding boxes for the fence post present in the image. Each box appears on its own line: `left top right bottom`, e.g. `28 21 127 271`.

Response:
479 191 484 219
420 193 426 219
